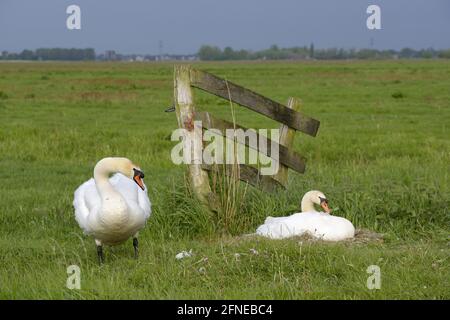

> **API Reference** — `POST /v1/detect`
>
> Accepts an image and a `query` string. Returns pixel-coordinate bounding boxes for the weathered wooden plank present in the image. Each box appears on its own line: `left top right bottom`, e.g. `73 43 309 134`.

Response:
174 65 212 204
201 164 283 193
189 68 320 137
273 97 303 186
195 111 306 174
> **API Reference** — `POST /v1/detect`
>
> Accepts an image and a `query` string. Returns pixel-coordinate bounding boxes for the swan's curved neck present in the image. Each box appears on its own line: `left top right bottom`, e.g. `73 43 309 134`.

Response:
301 193 316 212
93 158 132 227
93 158 121 198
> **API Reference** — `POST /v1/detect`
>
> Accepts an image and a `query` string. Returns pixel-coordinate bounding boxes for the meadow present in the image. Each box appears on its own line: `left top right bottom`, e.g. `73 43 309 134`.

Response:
0 60 448 299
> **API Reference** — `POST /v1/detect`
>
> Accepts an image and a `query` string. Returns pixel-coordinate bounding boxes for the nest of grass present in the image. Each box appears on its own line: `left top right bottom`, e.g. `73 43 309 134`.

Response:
239 228 384 244
351 228 384 244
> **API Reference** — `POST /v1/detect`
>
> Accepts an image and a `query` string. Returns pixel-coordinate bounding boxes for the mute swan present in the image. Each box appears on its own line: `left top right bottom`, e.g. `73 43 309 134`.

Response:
73 157 151 263
256 190 355 241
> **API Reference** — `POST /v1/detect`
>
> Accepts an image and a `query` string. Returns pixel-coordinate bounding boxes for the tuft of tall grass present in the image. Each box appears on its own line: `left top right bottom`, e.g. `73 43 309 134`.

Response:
209 163 249 235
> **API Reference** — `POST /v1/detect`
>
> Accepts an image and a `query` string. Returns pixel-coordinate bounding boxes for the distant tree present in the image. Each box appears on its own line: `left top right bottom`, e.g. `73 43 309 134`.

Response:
83 48 96 60
198 45 222 60
235 49 250 60
438 49 450 59
399 48 416 58
419 48 435 59
20 49 34 60
356 49 378 59
223 46 234 60
34 48 95 61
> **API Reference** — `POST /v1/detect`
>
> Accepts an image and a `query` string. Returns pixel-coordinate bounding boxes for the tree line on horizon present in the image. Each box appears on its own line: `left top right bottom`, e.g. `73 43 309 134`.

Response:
0 48 95 61
1 45 450 61
198 44 450 60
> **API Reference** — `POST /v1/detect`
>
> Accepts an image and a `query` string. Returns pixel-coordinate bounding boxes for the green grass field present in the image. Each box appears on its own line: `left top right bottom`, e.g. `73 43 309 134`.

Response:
0 60 449 299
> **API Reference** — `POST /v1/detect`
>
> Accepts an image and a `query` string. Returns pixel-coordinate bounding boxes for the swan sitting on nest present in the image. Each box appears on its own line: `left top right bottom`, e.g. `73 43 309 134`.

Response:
256 190 354 241
73 157 151 263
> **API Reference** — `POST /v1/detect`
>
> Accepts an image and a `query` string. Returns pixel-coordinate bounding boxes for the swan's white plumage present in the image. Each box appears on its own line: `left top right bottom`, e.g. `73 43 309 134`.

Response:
256 190 355 241
256 211 355 241
73 173 151 245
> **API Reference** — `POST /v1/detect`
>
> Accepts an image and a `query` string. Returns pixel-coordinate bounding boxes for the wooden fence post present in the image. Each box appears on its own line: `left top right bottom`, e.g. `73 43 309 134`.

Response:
174 65 211 204
171 66 320 202
273 97 302 187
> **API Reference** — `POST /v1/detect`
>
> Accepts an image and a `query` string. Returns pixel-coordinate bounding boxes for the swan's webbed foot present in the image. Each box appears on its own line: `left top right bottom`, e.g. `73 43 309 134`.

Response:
97 245 104 265
133 237 139 259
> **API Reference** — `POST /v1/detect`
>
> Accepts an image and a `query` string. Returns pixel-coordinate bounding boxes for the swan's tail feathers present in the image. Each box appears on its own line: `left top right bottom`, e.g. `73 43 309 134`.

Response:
256 224 272 237
264 216 274 223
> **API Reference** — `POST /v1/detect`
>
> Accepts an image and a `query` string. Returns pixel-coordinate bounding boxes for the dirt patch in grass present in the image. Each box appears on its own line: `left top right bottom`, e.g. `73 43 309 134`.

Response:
68 90 138 102
68 78 168 89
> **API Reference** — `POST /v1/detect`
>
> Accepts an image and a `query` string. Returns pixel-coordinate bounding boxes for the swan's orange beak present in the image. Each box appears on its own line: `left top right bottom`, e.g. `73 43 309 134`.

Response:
133 169 145 191
320 199 331 213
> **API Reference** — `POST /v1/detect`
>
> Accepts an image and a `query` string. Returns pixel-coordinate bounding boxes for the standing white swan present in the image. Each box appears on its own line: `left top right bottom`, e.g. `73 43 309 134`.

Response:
256 190 354 241
73 157 151 263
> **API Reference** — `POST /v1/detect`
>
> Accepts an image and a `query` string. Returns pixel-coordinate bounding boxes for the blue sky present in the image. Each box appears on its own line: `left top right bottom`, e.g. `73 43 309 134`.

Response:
1 0 449 54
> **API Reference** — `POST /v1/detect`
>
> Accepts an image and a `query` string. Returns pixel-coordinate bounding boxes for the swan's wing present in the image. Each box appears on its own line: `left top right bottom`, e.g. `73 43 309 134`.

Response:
257 213 316 239
257 211 356 241
110 174 151 220
284 213 355 241
73 178 100 233
109 173 137 201
257 215 300 239
315 216 355 241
